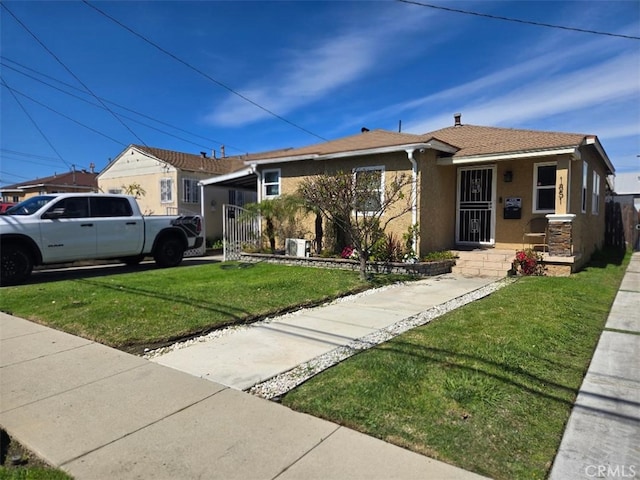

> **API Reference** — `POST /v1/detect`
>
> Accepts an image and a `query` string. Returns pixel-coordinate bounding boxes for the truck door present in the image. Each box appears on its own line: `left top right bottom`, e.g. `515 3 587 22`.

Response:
39 197 97 263
91 197 144 257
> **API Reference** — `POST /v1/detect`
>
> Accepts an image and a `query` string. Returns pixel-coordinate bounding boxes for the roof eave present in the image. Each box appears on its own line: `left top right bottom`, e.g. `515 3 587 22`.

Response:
436 147 580 165
246 141 457 166
584 137 615 175
199 167 255 186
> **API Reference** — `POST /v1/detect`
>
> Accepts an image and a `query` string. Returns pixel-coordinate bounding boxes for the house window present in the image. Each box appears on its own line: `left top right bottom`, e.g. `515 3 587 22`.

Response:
592 171 600 214
354 166 384 213
182 178 200 204
263 169 280 198
533 162 556 213
581 161 588 213
160 178 173 203
108 188 122 194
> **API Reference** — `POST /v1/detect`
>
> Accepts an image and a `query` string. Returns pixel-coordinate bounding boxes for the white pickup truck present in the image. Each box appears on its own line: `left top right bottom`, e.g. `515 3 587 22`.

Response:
0 193 203 285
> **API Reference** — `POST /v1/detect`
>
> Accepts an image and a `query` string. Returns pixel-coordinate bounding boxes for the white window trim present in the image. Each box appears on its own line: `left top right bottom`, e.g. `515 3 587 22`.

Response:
592 171 600 215
532 162 556 214
182 178 200 204
353 165 385 215
581 161 588 214
263 168 281 199
160 178 173 204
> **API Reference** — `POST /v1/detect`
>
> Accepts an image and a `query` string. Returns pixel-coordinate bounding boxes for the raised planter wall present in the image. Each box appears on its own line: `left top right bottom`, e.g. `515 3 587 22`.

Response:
239 253 455 277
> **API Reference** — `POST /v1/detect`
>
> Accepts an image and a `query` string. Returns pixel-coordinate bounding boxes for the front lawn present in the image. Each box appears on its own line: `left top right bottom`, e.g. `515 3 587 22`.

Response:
0 262 393 352
282 249 629 479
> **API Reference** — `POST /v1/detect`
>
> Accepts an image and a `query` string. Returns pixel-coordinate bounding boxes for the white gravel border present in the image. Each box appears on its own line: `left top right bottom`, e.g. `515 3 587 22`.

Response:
248 277 516 400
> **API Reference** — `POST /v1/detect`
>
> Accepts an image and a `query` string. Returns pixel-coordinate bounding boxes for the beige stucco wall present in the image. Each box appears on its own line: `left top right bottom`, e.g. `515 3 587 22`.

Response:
418 151 457 253
262 151 416 252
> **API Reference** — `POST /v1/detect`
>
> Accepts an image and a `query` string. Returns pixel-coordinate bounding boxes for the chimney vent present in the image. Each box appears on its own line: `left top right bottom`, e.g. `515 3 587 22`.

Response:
361 127 370 133
454 113 462 127
200 151 207 158
221 145 226 158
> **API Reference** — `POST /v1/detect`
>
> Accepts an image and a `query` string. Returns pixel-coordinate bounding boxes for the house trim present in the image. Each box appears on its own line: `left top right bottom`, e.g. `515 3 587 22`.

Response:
437 147 579 166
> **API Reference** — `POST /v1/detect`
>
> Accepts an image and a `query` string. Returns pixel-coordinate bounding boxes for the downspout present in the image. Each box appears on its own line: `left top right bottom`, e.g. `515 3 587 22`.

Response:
199 182 206 253
252 163 263 240
406 149 418 256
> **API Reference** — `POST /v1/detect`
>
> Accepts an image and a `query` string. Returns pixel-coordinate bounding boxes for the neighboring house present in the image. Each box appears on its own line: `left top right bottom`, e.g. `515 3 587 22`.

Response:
204 114 614 274
97 145 253 242
0 169 98 203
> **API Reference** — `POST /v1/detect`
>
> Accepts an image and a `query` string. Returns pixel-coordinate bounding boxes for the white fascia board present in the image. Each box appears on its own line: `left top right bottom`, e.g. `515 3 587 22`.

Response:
584 137 615 174
245 154 320 166
246 142 455 166
199 166 255 186
436 147 579 165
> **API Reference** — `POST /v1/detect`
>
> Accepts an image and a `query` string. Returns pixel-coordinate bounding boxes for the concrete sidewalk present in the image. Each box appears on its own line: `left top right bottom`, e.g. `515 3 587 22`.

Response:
549 252 640 480
0 276 493 480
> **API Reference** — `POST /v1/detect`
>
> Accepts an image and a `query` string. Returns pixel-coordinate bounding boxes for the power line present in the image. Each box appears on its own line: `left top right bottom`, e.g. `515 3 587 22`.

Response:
1 2 149 146
81 0 328 142
1 56 248 154
0 77 73 171
1 81 128 147
396 0 640 41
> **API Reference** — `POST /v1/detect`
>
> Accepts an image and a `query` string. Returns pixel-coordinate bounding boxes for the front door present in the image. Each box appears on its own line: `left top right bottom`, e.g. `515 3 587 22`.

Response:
456 166 496 245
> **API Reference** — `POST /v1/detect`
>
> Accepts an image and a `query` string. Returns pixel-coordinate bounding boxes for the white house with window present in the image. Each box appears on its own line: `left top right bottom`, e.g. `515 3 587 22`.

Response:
97 144 247 243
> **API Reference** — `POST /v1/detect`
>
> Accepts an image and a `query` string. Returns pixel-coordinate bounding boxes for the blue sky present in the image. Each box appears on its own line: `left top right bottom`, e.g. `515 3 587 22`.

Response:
1 0 638 187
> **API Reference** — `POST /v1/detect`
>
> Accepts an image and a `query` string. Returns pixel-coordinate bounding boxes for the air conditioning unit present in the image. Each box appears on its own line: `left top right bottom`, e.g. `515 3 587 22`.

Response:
286 238 311 257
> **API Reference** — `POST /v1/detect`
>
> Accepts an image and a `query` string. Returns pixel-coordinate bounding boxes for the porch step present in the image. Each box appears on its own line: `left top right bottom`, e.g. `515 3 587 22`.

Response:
451 249 515 278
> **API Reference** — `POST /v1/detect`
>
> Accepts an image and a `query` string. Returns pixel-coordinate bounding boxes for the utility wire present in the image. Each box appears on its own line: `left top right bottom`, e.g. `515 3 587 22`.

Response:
396 0 640 41
2 62 220 151
82 0 328 142
1 56 248 154
0 77 73 171
1 2 149 146
1 80 128 147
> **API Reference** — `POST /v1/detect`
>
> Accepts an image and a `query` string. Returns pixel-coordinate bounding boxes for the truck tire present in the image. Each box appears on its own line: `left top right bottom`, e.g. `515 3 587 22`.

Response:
154 237 184 268
1 245 33 286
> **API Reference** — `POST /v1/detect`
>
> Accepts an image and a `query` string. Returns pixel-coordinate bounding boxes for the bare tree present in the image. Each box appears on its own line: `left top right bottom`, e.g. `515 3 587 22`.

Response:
298 170 414 280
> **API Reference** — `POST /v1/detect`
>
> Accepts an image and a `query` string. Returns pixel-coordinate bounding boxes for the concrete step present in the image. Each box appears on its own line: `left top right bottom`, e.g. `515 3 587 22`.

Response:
452 249 515 278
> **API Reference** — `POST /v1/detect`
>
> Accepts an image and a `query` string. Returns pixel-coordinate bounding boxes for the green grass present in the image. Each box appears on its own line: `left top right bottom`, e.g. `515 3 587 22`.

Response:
0 467 72 480
282 249 629 479
0 262 398 351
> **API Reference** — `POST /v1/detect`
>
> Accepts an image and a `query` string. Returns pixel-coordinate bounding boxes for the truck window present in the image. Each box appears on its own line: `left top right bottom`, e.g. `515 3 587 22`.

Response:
90 197 133 217
49 198 90 218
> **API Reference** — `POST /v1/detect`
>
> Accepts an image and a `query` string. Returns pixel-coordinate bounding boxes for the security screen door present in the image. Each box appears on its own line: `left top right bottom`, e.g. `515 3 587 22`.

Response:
456 166 496 245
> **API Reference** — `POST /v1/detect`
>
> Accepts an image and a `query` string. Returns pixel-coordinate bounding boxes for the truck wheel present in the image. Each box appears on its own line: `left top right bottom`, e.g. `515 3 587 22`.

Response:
1 245 33 286
123 255 145 266
154 237 184 268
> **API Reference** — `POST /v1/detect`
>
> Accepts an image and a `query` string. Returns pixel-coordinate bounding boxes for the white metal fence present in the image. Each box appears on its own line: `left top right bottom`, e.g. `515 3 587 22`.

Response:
223 204 260 261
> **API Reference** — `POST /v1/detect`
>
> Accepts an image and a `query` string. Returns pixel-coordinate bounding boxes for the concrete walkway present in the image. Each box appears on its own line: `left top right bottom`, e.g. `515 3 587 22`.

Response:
549 252 640 480
0 275 494 480
150 274 496 391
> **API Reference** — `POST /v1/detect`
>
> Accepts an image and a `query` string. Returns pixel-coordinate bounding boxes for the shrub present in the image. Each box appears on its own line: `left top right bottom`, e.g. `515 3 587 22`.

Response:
512 249 546 276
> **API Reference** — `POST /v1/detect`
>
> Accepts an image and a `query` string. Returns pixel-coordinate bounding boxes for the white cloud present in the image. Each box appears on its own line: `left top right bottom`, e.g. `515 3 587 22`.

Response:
404 51 639 134
204 4 437 127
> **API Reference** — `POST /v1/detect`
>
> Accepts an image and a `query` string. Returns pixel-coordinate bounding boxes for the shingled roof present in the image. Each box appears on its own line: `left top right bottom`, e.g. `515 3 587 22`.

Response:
132 145 246 175
423 124 591 158
1 170 98 191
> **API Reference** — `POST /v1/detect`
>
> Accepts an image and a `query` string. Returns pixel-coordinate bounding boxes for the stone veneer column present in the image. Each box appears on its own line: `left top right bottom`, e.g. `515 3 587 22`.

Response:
546 214 576 257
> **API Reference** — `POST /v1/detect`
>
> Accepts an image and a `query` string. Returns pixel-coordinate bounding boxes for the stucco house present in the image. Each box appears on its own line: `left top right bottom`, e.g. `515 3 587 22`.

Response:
97 145 252 243
212 114 614 275
1 169 98 203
